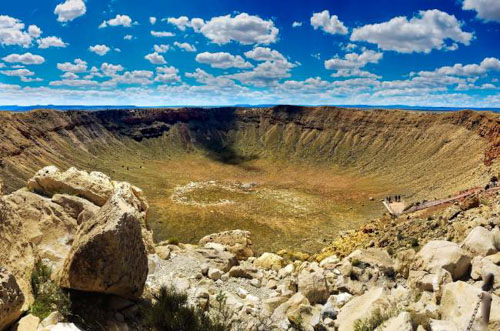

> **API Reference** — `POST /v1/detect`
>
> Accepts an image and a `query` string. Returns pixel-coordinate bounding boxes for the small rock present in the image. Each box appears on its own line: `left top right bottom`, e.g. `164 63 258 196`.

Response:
208 268 223 280
254 252 284 271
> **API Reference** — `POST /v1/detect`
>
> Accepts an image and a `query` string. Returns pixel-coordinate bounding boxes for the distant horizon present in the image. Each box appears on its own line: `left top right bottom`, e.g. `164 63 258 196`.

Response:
1 104 500 112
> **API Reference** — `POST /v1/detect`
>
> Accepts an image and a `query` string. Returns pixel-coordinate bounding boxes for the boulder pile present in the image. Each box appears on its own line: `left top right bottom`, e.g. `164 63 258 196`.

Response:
1 165 500 330
0 166 153 330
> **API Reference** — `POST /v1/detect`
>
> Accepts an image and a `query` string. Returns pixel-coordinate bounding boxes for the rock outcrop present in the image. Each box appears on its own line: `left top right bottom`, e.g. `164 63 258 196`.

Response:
199 230 254 260
412 240 471 280
59 182 148 298
0 196 36 307
463 226 498 257
27 166 114 207
0 267 24 330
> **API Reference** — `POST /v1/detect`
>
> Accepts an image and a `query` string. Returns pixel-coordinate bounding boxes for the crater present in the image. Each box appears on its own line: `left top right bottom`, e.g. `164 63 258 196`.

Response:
0 106 497 253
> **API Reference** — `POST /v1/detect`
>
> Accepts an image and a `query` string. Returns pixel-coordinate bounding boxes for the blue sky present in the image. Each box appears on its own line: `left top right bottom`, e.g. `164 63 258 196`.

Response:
0 0 499 107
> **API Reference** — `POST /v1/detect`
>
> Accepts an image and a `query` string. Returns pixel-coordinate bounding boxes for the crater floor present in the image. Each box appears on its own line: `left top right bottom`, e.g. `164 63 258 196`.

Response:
88 152 395 253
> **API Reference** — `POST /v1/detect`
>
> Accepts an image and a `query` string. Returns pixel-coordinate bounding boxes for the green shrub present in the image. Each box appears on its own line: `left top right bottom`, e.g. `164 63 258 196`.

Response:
409 238 419 247
167 237 180 245
353 308 396 331
351 258 361 267
142 286 227 331
30 262 71 320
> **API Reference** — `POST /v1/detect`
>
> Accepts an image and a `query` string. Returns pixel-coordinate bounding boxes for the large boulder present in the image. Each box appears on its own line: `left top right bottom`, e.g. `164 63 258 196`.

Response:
407 268 452 300
0 197 36 307
412 240 471 280
440 281 500 330
381 311 413 331
297 263 329 304
254 252 284 271
336 287 390 331
27 166 114 207
271 292 310 325
59 182 148 298
199 230 254 260
0 267 24 330
346 248 394 272
5 189 81 273
463 226 497 257
470 253 500 295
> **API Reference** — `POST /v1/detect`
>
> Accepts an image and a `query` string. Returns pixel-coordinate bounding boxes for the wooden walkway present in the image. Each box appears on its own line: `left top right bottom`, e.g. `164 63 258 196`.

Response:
385 186 500 216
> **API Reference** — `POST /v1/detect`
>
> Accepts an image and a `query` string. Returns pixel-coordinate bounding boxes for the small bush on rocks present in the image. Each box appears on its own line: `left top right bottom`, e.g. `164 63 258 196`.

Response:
30 262 71 320
142 286 227 331
353 308 396 331
167 237 180 245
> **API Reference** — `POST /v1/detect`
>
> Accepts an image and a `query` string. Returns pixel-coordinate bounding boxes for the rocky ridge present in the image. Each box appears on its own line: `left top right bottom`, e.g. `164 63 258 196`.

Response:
0 166 500 330
0 166 500 331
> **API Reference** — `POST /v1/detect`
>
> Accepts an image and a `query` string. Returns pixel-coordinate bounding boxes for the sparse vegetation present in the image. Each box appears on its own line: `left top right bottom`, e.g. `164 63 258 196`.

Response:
30 262 71 320
0 198 8 222
167 237 180 245
353 308 397 331
141 286 227 331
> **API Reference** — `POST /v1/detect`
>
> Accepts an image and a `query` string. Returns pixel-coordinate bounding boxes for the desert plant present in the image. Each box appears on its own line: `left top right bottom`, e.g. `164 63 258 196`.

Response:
30 262 71 320
0 198 8 222
167 237 180 245
142 286 227 331
353 308 396 331
408 237 419 247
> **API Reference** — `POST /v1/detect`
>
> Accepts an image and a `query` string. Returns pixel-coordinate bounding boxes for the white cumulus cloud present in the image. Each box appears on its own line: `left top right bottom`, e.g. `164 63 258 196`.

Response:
2 52 45 65
463 0 500 22
311 10 348 35
145 52 167 65
151 31 175 37
174 41 197 52
54 0 86 23
201 13 278 45
292 21 302 28
325 50 383 70
1 68 34 77
57 59 87 72
154 44 169 53
0 15 34 47
89 44 110 56
155 66 181 83
150 17 157 25
37 36 68 49
28 25 42 38
99 14 133 28
167 16 191 31
195 52 253 69
245 47 287 62
351 9 473 53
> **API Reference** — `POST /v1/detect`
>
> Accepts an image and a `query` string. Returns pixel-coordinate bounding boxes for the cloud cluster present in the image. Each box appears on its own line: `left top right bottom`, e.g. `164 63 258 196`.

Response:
351 10 473 53
99 14 133 28
174 41 197 52
196 52 252 69
151 31 175 38
0 15 37 47
166 13 278 45
57 59 87 72
89 44 110 56
463 0 500 22
54 0 86 23
145 52 167 65
2 52 45 65
311 10 348 35
37 36 68 49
